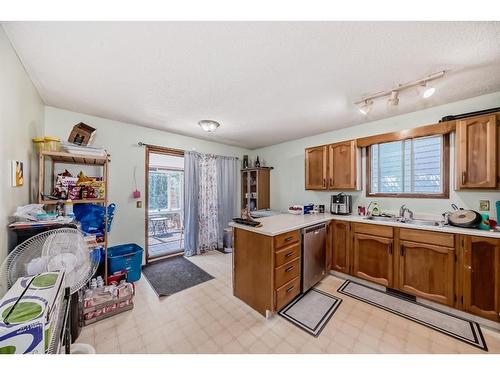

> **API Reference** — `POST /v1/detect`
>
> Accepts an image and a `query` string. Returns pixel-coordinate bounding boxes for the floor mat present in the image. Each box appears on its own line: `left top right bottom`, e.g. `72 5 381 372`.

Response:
142 255 214 297
337 280 487 351
279 288 342 337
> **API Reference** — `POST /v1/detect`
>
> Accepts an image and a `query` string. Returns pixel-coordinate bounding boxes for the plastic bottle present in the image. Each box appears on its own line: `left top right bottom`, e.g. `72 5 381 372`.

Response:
371 202 380 216
64 199 74 218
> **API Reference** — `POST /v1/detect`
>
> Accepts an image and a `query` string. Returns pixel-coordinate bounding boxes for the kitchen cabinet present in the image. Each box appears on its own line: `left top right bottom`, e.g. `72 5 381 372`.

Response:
328 140 357 189
241 167 272 210
353 233 393 287
305 145 327 190
305 140 358 190
462 235 500 321
456 114 498 189
331 220 350 274
398 240 455 306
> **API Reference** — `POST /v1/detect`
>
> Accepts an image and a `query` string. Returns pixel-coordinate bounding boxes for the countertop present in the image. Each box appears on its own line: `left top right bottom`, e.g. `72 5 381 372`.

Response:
229 213 500 239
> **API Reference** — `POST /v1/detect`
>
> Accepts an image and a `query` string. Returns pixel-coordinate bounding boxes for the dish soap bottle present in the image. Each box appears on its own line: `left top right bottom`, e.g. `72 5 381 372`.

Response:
371 202 380 216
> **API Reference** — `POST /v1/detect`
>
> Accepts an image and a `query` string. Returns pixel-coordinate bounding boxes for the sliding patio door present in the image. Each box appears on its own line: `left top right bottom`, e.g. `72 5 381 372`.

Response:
145 147 184 263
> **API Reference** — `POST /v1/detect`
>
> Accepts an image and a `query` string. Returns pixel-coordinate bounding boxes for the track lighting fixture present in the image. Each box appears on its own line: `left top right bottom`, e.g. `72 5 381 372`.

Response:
355 71 445 114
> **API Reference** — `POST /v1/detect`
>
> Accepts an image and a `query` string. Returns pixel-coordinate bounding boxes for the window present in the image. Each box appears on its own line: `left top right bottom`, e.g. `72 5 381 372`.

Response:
368 135 448 197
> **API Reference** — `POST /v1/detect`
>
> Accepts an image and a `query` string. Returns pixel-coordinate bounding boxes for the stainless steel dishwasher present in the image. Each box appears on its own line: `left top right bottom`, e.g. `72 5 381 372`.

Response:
301 223 327 292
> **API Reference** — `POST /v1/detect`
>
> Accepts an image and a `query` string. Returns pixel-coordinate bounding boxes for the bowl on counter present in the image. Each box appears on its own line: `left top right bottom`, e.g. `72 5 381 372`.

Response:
288 205 303 215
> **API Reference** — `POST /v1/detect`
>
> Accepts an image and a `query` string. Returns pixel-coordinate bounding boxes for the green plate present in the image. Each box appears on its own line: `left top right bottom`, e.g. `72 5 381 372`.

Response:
2 302 43 323
31 273 58 288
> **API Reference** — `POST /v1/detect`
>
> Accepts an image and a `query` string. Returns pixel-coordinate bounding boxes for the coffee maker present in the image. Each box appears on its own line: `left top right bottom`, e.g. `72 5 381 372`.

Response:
330 193 352 215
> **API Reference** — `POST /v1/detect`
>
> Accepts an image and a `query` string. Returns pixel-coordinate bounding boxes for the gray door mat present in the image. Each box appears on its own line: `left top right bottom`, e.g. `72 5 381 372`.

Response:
142 255 214 297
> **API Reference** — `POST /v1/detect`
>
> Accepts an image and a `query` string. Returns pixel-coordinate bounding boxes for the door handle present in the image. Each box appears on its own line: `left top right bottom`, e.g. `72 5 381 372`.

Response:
330 178 333 186
388 243 392 255
323 178 326 188
285 266 294 273
462 171 466 185
286 285 295 293
285 251 294 258
400 245 404 256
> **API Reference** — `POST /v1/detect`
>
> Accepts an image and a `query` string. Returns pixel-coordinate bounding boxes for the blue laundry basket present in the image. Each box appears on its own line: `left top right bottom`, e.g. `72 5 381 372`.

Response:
107 243 143 282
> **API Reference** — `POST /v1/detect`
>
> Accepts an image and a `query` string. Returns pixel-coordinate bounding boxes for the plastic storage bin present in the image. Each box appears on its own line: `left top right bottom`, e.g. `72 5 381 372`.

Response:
44 136 61 151
107 243 143 282
32 137 45 153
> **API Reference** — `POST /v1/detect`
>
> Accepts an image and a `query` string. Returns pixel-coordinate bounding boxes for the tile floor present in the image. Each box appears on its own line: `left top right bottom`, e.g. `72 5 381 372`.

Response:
77 251 500 354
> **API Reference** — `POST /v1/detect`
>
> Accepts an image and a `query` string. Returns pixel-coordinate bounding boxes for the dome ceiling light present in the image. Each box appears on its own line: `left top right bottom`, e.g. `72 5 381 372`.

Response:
198 120 221 133
355 71 445 115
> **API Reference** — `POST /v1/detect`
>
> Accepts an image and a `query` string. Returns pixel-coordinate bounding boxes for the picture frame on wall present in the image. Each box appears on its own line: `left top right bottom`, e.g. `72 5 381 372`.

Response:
11 160 24 187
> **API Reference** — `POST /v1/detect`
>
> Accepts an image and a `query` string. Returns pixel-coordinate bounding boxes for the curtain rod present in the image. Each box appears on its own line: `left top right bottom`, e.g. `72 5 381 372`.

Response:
138 142 239 160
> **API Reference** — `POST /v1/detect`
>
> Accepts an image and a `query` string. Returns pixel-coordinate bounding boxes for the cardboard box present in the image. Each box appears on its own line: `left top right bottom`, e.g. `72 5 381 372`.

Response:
68 122 96 146
0 271 64 354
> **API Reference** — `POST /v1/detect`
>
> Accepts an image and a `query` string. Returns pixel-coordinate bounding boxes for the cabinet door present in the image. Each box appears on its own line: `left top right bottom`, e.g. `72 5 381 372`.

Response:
353 233 393 287
456 115 497 189
328 140 357 189
305 146 327 190
463 236 500 321
332 220 350 274
398 240 455 306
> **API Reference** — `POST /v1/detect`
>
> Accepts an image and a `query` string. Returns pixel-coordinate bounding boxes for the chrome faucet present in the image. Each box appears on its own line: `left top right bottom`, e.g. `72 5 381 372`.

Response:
399 204 414 220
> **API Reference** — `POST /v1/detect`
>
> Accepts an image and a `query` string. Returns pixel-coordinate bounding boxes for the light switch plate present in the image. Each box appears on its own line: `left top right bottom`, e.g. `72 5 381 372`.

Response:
136 201 142 208
479 200 490 211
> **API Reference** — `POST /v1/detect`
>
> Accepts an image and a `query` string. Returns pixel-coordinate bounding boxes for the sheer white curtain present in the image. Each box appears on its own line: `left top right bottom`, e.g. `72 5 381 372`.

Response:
197 154 219 252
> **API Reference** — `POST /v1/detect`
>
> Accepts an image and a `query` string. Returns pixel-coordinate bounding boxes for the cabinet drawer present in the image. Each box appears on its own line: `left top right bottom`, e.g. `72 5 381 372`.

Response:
399 228 454 247
274 230 300 249
354 222 393 238
275 257 301 288
275 276 301 311
275 243 301 267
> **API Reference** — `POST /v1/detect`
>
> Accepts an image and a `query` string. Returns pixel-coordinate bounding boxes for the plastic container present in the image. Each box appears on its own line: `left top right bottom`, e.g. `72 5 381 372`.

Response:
44 136 61 151
107 243 143 282
32 137 45 153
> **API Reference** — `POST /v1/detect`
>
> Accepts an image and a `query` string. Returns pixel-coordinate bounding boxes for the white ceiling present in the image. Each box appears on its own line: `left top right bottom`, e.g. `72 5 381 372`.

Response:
3 22 500 149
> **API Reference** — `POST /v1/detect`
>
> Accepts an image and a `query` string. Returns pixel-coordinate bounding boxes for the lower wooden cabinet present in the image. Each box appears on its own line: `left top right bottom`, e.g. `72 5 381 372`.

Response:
462 236 500 321
398 240 455 306
331 220 350 273
353 233 393 287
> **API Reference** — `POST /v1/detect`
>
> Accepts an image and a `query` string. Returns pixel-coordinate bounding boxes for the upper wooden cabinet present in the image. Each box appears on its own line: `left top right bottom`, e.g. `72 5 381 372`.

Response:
456 114 498 189
462 235 500 321
328 140 357 189
305 140 358 190
305 145 327 190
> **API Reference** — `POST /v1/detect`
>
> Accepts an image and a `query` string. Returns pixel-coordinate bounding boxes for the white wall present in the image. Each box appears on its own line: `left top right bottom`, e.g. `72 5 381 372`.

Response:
0 26 45 263
251 91 500 221
44 107 248 251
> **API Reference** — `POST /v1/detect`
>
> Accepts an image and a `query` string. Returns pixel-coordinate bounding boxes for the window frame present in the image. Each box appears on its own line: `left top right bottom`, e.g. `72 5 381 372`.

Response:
365 134 450 199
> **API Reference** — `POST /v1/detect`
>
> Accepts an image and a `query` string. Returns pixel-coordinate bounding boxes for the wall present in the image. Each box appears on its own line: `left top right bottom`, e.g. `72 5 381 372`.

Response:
44 107 248 251
251 91 500 220
0 26 45 263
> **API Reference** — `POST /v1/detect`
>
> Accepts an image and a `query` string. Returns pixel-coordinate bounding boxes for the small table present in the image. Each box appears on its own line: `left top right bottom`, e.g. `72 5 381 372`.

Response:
150 217 169 236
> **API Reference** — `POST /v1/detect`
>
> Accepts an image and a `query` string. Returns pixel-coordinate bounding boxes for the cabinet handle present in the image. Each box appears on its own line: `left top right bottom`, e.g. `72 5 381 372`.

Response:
330 178 333 186
284 236 294 242
462 171 466 185
285 251 294 258
285 266 294 273
286 285 295 293
400 245 404 256
323 178 326 187
388 243 392 255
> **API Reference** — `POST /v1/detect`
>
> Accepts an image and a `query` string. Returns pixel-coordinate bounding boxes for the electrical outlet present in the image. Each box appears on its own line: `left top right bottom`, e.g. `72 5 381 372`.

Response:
136 200 142 208
479 200 490 211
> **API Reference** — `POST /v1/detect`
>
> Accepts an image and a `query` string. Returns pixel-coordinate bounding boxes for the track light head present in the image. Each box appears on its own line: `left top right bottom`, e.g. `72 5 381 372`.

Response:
388 90 399 106
358 100 373 115
422 86 436 99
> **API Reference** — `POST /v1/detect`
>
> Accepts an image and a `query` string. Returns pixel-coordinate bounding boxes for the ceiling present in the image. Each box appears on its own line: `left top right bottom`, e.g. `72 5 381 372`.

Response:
3 21 500 149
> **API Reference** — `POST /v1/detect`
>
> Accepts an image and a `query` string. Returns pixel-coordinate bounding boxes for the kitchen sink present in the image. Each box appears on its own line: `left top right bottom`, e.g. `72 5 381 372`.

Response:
402 218 442 227
364 216 398 222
